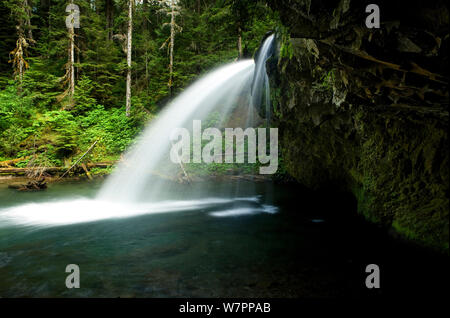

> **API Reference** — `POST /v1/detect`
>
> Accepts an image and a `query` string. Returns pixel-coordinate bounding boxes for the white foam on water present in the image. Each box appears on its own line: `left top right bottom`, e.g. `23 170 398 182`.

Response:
209 204 278 217
0 198 229 227
0 196 278 227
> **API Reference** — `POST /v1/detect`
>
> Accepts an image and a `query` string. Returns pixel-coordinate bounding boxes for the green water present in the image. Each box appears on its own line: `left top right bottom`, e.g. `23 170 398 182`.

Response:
0 179 447 297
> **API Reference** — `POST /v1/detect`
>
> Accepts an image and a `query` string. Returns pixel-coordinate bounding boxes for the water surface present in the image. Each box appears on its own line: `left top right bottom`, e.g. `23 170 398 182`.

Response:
0 179 447 298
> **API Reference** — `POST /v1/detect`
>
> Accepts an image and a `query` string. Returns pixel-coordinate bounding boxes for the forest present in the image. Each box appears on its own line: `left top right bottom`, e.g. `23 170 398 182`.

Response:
0 0 278 173
0 0 448 301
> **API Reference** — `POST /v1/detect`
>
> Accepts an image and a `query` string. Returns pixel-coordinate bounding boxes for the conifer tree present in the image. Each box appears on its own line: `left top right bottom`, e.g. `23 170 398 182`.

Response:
68 0 76 98
159 0 182 95
7 0 34 89
105 0 114 41
125 0 133 116
58 0 79 106
0 0 278 164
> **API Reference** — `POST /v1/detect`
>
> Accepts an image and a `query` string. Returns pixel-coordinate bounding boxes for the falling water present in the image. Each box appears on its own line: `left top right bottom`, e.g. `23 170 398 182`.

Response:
251 34 274 125
0 35 277 227
98 60 255 203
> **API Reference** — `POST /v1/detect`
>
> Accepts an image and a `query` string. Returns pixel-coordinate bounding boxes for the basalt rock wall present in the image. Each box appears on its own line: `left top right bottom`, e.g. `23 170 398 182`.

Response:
267 0 449 251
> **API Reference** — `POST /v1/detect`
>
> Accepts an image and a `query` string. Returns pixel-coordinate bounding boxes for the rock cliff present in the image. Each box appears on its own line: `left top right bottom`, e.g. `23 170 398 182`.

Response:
267 0 449 251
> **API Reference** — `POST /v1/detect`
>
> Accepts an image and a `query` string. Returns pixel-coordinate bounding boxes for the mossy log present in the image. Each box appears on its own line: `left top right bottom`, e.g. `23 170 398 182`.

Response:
0 156 31 167
0 162 114 176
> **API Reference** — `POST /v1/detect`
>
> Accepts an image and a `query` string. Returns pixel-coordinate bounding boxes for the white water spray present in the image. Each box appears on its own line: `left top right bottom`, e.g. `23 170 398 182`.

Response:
251 34 274 124
98 60 255 202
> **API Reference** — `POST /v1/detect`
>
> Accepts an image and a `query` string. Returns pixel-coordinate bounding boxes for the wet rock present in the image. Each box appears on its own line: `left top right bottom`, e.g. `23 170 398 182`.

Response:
267 0 449 251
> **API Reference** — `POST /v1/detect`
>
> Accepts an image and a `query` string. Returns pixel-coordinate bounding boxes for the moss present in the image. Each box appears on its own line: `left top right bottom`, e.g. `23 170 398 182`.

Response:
269 0 449 253
280 40 293 60
351 185 378 222
271 43 448 252
278 27 294 60
392 219 449 253
89 166 113 176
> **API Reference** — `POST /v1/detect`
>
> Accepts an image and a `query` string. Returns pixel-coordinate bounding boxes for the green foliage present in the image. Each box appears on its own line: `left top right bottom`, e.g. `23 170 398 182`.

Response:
279 28 294 60
0 0 279 167
73 76 98 113
0 84 34 155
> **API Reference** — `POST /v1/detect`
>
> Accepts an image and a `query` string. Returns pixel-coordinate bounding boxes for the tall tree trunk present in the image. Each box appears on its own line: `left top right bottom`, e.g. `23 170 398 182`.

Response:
69 21 75 96
237 24 243 59
169 0 175 95
44 0 50 58
77 34 80 81
145 48 148 94
18 46 24 84
125 0 133 117
10 0 31 92
106 0 113 41
67 0 75 99
13 36 26 93
24 0 33 42
143 0 148 30
144 0 150 94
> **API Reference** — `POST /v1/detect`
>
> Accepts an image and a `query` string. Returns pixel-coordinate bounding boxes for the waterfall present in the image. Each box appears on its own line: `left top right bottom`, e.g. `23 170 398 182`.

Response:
98 34 275 203
97 60 255 203
0 35 278 227
251 34 274 125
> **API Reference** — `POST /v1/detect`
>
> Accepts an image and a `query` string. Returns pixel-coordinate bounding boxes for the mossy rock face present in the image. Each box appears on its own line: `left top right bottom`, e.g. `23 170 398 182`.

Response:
268 0 449 252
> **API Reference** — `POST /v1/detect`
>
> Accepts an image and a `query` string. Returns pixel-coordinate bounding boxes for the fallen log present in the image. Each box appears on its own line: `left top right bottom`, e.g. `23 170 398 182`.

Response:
0 163 114 176
87 162 114 168
81 163 93 180
59 139 100 179
0 167 65 175
0 156 31 167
